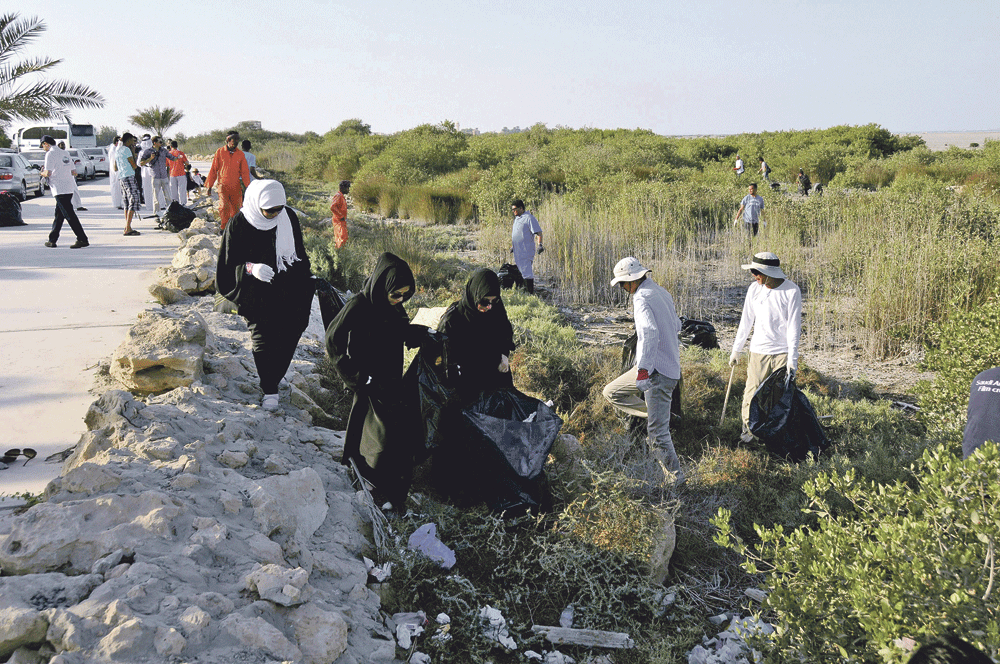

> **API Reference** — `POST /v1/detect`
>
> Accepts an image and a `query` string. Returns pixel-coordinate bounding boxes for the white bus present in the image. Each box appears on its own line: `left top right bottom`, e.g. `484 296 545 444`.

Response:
13 122 97 150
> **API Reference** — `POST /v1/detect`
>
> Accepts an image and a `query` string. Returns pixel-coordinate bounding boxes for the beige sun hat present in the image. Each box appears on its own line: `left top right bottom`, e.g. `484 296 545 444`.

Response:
609 257 651 286
741 252 788 279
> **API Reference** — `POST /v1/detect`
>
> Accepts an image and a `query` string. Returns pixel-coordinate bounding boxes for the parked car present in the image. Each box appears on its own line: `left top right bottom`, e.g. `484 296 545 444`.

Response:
0 150 44 200
17 149 49 190
66 148 96 181
80 147 109 175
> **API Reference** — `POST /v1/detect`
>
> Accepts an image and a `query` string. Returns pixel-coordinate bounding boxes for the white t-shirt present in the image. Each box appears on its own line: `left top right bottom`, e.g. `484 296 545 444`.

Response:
44 147 77 196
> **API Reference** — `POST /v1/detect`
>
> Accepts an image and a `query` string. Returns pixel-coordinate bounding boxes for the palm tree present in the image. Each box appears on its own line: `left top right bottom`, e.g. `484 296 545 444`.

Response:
129 106 184 138
0 13 105 126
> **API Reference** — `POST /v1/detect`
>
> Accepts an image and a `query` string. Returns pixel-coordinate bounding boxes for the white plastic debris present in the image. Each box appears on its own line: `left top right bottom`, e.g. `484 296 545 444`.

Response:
407 523 456 569
363 556 392 582
436 613 450 624
559 604 574 628
688 614 774 664
524 412 537 423
410 653 431 664
392 611 428 650
544 652 576 664
525 651 544 661
479 605 516 650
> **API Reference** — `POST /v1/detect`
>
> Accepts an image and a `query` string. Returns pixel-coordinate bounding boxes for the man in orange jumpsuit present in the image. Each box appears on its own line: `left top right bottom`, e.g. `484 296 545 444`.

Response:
330 180 350 248
205 131 250 229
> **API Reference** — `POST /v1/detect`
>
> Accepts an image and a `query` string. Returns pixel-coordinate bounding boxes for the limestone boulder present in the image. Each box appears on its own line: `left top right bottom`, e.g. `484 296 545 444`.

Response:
244 564 313 606
110 309 208 394
288 603 349 664
0 608 48 659
220 614 301 662
249 468 327 541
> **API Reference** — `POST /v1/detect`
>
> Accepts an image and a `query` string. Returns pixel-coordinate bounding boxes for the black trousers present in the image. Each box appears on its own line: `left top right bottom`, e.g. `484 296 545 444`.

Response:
247 316 306 394
49 193 87 244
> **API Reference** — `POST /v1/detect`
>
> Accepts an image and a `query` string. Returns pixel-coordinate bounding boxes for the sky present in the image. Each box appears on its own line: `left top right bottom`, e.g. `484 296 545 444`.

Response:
10 0 1000 140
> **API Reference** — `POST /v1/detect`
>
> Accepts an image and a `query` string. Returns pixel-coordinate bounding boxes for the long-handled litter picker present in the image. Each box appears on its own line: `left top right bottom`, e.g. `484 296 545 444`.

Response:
719 365 736 426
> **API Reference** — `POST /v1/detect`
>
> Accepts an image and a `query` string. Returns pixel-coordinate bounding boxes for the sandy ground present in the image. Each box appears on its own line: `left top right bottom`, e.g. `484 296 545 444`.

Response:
912 130 1000 151
0 166 209 502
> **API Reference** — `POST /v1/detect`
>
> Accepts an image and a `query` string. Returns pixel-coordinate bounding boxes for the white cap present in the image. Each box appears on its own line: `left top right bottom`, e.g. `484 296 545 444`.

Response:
609 257 651 286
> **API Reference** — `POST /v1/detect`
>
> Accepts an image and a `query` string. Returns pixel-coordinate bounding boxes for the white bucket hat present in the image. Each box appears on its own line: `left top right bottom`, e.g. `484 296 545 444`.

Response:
741 252 787 279
609 257 651 286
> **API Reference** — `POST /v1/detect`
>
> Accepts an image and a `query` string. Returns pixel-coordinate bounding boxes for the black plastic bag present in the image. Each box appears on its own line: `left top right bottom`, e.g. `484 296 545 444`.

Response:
404 329 454 460
498 263 524 289
161 201 196 232
679 317 719 349
0 191 24 227
749 368 829 461
313 276 347 332
442 387 561 512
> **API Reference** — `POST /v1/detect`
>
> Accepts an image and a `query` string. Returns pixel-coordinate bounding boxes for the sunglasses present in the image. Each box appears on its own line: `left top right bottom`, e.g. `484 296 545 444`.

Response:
389 289 411 301
2 448 37 466
477 297 497 309
261 206 283 217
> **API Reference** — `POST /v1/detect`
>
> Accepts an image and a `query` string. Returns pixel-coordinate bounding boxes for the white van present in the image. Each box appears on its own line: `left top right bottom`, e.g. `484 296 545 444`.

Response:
13 123 97 150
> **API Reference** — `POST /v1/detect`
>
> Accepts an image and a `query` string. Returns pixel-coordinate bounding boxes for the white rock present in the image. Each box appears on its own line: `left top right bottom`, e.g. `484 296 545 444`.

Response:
220 614 302 662
95 617 151 659
244 564 312 606
154 626 186 656
250 468 328 541
287 603 349 664
179 606 211 631
0 608 48 658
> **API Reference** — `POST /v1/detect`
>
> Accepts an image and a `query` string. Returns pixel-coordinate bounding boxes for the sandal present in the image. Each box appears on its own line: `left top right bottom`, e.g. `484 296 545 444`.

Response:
123 229 141 236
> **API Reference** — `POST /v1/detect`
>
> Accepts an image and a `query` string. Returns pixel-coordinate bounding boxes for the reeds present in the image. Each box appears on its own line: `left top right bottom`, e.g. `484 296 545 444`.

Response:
482 181 1000 359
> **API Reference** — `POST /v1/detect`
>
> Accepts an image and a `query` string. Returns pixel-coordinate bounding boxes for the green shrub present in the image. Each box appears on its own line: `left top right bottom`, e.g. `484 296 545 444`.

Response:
919 291 1000 439
713 442 1000 663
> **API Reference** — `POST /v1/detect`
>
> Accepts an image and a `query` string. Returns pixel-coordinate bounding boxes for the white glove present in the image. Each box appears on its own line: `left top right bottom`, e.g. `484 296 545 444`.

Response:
249 263 274 283
729 351 740 367
785 366 796 388
498 354 510 373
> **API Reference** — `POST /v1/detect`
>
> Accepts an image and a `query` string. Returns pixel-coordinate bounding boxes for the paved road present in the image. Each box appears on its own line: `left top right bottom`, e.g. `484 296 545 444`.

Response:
0 170 210 501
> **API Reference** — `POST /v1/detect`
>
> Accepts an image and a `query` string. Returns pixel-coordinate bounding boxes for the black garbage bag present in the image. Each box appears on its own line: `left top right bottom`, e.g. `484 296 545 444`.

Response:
498 263 524 290
679 317 719 349
428 380 562 513
403 329 454 461
0 191 24 227
621 332 683 422
749 368 829 461
161 201 196 232
313 276 348 332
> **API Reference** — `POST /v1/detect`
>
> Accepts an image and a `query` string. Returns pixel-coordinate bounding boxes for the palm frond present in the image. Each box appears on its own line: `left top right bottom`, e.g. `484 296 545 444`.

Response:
0 14 46 64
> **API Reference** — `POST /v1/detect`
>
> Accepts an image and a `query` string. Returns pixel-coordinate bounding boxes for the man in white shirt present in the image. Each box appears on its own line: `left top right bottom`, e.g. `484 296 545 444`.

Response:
40 135 88 248
729 252 802 443
603 257 683 479
733 154 744 177
510 199 543 294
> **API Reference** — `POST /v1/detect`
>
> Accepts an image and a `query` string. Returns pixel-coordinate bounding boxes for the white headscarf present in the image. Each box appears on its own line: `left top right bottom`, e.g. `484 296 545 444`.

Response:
241 179 299 273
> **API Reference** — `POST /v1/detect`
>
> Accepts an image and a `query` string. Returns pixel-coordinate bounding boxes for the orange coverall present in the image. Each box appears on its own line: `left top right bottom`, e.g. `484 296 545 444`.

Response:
330 191 348 248
205 147 250 229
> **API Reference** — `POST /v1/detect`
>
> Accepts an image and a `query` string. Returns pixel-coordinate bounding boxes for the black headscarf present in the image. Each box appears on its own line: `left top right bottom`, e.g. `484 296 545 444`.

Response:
362 252 416 311
437 268 515 390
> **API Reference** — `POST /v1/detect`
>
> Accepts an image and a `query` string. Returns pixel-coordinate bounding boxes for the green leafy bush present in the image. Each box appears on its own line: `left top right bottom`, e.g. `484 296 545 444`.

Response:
713 442 1000 663
919 291 1000 439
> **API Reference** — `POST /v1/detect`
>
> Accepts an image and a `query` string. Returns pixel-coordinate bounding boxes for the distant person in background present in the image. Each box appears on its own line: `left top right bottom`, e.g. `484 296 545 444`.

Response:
139 136 178 217
167 140 190 204
962 366 1000 459
510 199 543 294
108 136 123 209
797 168 812 196
733 154 744 177
734 183 765 237
114 132 142 236
40 135 88 249
190 168 204 186
330 180 350 249
206 130 251 229
730 252 801 444
241 139 259 181
138 134 153 205
216 180 315 411
759 156 771 183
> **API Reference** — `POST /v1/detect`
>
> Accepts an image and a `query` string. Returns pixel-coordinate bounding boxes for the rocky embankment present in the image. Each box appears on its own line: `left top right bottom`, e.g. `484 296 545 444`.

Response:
0 217 397 664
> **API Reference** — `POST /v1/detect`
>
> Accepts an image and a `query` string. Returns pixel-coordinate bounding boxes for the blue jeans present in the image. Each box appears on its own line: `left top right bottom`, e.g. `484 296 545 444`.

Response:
603 369 680 472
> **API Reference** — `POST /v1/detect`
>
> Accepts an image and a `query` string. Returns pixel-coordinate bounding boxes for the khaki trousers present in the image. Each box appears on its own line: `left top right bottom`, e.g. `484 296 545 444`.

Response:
741 352 787 435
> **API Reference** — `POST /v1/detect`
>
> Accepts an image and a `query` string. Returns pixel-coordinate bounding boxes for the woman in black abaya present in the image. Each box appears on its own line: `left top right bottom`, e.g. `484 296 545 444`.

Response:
326 252 424 506
437 268 516 395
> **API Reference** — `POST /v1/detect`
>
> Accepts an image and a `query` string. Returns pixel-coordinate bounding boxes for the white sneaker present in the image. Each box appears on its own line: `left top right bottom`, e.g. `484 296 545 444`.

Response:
262 394 279 411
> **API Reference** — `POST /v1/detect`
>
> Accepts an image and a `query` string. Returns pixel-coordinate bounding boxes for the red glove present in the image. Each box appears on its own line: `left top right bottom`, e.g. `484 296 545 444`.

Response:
636 368 649 381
